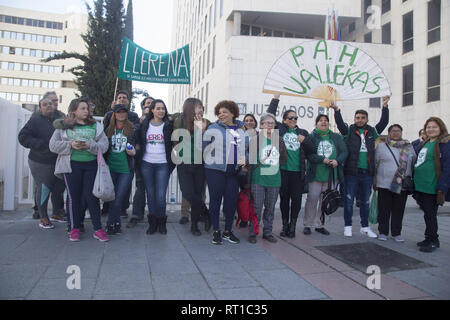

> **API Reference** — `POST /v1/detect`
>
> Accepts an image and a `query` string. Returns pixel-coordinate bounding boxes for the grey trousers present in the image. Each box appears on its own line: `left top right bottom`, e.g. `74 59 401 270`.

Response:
304 181 331 228
249 184 280 236
28 159 65 219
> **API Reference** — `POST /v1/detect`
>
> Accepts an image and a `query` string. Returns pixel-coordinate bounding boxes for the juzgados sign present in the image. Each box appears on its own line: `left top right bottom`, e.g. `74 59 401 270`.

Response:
118 37 190 84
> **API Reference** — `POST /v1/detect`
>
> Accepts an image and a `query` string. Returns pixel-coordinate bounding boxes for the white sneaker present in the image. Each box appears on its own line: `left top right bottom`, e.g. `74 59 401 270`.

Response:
344 226 352 237
360 227 377 238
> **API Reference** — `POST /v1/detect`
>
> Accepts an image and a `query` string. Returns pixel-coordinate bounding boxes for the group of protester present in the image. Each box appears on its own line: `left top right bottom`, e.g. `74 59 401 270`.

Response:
18 90 450 253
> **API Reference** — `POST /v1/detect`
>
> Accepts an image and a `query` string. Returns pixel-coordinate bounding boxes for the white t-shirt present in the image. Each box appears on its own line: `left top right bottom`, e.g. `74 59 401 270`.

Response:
143 122 167 164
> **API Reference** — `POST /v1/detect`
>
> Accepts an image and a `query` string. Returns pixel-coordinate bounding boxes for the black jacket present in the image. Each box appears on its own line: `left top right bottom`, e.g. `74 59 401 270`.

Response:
334 107 389 176
138 117 175 173
18 110 66 165
267 98 316 192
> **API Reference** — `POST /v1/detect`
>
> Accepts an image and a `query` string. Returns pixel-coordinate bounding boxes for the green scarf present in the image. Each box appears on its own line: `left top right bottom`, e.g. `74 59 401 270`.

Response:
314 128 330 136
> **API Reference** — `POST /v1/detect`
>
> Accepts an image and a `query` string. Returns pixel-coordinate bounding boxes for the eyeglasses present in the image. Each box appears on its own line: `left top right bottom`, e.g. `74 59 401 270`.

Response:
41 102 53 107
288 116 298 120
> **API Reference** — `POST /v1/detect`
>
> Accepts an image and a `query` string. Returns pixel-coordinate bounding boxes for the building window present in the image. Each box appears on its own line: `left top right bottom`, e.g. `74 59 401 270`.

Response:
402 64 413 107
285 32 293 38
364 0 372 24
348 22 355 33
263 28 272 37
240 24 250 36
369 97 381 108
382 22 391 44
274 30 283 37
364 32 372 43
428 0 440 45
402 11 413 54
427 56 440 102
212 36 216 69
382 0 391 14
251 26 261 36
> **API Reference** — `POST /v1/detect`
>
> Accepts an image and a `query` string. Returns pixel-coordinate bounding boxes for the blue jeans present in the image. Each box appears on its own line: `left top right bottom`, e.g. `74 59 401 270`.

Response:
141 161 170 217
205 165 239 231
344 169 373 227
107 171 134 226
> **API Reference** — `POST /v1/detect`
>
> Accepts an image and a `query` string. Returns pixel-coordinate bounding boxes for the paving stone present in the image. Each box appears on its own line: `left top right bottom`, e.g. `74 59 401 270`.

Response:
26 277 96 300
213 286 274 300
95 263 152 295
152 273 215 300
93 291 155 300
148 251 199 275
0 264 47 299
252 268 328 300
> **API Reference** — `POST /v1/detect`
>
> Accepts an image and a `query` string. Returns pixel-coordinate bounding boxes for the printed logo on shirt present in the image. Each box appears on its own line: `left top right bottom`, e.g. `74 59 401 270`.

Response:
261 145 279 166
283 132 300 151
317 140 334 158
147 133 164 145
415 148 427 167
111 131 127 153
360 134 368 153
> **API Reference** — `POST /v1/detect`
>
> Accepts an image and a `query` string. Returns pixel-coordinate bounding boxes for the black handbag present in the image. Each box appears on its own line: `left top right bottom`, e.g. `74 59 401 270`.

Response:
385 143 414 194
321 167 341 221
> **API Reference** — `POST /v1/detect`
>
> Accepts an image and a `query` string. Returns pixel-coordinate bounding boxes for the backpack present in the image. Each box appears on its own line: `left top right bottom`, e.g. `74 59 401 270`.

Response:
236 189 259 235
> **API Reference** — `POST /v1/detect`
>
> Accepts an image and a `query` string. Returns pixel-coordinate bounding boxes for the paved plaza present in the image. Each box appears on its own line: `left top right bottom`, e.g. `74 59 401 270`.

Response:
1 199 449 300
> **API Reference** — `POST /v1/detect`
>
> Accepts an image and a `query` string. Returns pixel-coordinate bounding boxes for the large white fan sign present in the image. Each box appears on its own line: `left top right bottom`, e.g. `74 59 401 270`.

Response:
263 40 391 106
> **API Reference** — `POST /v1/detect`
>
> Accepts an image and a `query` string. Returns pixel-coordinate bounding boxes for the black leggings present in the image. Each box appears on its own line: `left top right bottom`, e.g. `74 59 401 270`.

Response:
414 192 439 241
280 170 304 222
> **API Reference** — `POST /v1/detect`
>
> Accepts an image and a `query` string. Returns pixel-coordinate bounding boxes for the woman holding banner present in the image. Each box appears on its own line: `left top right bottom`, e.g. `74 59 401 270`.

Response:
266 93 314 238
138 99 175 235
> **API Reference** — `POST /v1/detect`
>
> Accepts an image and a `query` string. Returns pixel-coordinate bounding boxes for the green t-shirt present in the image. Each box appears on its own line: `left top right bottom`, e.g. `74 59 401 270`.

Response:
414 140 438 194
107 129 130 173
315 131 337 182
357 128 379 169
281 128 301 172
252 137 281 187
67 123 97 162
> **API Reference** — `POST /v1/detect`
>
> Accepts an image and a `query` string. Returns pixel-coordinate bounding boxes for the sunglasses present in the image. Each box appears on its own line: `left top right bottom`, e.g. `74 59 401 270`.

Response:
288 116 298 120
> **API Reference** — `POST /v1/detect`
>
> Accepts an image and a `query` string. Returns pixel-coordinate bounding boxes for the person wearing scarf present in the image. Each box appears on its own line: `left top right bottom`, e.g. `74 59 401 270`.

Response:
303 114 348 236
374 124 416 242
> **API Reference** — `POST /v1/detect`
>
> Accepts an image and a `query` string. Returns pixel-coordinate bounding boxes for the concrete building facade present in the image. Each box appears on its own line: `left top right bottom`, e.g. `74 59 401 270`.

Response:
169 0 448 140
0 6 87 114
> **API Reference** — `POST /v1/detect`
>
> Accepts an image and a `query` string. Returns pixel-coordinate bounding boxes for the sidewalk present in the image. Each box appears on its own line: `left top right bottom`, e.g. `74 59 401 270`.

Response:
1 199 449 300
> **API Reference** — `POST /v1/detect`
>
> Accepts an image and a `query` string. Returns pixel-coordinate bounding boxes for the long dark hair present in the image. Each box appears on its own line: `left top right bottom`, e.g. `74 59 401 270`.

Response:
64 98 96 129
182 97 203 133
148 99 169 122
105 111 133 139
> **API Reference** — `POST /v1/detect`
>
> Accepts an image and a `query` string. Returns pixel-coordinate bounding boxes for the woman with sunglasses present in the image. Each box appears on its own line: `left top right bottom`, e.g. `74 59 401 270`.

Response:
267 93 315 238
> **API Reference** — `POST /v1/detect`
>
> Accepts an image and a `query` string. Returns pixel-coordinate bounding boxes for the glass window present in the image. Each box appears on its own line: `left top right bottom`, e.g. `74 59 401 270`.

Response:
42 81 48 88
14 63 20 71
38 20 44 28
24 33 31 41
46 21 52 28
382 0 391 14
427 56 440 102
20 93 26 101
364 32 372 43
36 50 42 57
34 65 41 73
30 49 36 57
9 47 15 54
403 11 413 54
57 37 62 45
364 0 372 24
4 31 11 39
8 78 13 86
11 32 17 40
8 62 14 70
42 65 49 73
428 0 441 45
402 64 413 106
43 51 50 58
12 93 19 101
15 48 22 55
34 80 40 88
263 28 272 37
240 24 250 36
1 78 7 85
6 92 12 100
32 95 39 103
285 32 293 38
26 19 32 26
18 18 24 25
251 26 261 36
14 78 20 86
27 94 33 102
16 32 23 40
54 82 59 89
274 30 283 37
23 48 30 56
1 61 7 69
2 46 9 54
12 17 17 24
382 22 391 44
32 34 37 42
22 79 28 87
0 92 6 99
5 16 12 23
22 64 29 71
45 36 52 44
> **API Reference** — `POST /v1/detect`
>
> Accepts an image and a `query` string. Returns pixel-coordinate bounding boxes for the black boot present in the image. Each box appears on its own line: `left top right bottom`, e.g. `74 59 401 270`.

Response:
280 218 289 237
146 215 158 235
287 217 297 238
158 216 167 234
191 217 201 236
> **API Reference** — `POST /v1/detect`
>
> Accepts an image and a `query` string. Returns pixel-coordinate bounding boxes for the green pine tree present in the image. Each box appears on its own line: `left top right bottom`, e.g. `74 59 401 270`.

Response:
124 0 134 96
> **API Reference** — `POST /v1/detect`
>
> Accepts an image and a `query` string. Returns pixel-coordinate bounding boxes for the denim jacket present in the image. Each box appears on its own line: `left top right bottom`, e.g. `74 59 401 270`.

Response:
202 119 249 172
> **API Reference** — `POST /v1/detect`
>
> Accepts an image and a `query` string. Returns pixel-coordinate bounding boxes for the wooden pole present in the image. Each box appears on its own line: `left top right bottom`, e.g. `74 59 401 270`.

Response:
113 77 119 103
